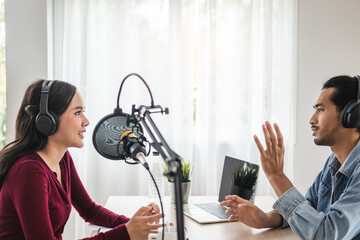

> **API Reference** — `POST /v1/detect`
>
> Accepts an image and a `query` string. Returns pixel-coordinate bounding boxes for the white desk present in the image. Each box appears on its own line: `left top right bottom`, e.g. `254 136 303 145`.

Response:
92 196 300 240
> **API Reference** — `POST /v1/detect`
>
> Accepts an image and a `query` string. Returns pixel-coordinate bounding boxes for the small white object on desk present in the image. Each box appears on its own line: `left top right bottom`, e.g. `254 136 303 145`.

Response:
148 224 177 240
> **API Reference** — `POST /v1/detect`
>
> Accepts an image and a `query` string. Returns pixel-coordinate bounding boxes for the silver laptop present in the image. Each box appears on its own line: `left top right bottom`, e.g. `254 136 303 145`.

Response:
183 156 259 224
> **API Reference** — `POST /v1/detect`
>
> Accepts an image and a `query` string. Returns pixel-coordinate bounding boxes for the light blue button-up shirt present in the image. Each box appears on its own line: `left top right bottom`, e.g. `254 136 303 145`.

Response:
273 140 360 240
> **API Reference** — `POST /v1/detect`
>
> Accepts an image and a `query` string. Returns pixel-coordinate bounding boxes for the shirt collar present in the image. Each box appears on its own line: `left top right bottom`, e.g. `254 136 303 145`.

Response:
329 156 341 176
332 139 360 178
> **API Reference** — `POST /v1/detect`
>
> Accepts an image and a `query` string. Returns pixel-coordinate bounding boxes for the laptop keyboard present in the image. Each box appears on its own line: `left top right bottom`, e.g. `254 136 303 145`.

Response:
194 202 230 219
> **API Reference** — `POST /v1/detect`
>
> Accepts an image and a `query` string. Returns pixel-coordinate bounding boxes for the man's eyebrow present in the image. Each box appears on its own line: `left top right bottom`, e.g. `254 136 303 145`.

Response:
313 103 324 109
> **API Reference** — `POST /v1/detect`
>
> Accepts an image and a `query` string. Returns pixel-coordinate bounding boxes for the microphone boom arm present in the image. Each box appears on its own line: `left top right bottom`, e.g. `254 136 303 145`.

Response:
133 105 186 240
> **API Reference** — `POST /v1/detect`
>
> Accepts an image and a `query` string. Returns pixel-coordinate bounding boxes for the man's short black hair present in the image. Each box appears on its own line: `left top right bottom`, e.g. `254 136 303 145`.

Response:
322 75 360 132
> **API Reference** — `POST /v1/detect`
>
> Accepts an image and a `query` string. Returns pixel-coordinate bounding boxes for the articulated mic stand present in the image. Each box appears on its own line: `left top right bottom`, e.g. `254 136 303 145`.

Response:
132 105 185 240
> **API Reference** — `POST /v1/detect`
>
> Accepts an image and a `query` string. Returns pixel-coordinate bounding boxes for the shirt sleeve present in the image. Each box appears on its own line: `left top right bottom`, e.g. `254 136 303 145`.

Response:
68 154 130 240
273 184 360 240
273 156 324 231
12 161 57 240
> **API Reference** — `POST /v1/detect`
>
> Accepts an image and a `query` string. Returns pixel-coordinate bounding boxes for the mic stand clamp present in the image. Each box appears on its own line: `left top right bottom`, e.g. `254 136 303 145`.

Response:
133 105 186 240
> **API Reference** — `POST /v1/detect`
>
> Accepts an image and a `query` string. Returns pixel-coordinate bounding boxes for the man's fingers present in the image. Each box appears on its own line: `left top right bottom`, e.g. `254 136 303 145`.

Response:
228 214 239 222
265 121 278 153
255 122 284 154
220 200 238 208
262 123 272 153
225 195 248 204
225 207 237 215
253 135 265 156
274 123 284 149
222 195 250 211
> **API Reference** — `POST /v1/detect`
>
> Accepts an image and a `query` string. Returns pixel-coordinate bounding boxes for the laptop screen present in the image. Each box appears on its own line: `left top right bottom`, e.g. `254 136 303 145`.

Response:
218 156 259 202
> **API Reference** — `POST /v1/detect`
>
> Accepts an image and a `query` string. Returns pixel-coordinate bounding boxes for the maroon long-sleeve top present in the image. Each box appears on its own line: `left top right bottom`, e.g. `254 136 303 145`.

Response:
0 151 130 240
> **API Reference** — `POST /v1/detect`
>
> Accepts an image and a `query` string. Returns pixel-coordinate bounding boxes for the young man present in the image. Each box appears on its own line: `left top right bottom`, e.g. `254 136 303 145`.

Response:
221 75 360 239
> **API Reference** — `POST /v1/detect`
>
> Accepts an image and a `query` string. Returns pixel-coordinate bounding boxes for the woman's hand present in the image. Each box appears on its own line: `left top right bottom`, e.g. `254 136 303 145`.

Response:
142 202 161 223
220 195 283 228
125 205 163 240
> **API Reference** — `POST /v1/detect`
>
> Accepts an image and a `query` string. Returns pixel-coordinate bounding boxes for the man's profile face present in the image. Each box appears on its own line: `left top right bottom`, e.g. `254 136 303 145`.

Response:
309 88 342 146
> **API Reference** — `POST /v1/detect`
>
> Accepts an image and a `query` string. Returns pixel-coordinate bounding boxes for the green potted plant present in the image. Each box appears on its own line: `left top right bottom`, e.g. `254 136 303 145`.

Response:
231 162 259 201
164 159 193 204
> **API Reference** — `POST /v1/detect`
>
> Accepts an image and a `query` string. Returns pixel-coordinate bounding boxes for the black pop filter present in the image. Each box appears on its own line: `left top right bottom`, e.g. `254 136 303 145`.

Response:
92 109 143 160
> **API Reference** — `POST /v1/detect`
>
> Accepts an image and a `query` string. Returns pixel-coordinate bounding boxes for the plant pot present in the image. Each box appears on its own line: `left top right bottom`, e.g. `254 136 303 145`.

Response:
168 181 191 204
230 184 253 201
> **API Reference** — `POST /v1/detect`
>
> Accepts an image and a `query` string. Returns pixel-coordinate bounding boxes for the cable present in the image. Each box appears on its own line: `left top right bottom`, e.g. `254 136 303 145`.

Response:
147 169 165 240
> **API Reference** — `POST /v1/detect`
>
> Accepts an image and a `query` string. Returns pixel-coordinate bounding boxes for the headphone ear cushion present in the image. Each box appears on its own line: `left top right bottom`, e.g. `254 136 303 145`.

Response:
35 111 58 136
342 100 360 128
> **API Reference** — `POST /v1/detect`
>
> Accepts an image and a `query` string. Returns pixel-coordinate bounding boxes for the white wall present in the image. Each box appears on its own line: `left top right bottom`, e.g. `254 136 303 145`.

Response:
5 0 48 141
295 0 360 194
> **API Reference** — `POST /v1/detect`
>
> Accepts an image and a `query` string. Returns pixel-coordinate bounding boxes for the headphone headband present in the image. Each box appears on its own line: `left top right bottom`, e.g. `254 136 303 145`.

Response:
356 75 360 101
39 80 53 115
41 80 53 93
341 75 360 128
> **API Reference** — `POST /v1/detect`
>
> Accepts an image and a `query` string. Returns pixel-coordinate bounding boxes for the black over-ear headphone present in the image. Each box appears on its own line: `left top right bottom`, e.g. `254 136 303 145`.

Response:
35 80 58 136
341 75 360 128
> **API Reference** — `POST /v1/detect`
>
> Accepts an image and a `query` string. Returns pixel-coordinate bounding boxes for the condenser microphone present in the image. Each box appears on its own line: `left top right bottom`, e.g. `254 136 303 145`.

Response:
120 130 149 169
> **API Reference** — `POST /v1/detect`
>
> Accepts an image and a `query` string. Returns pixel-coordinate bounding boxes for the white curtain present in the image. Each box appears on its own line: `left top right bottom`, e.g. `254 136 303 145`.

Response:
50 0 297 238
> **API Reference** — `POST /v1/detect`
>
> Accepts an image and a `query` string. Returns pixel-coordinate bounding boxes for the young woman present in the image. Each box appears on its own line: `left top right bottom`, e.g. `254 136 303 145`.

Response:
0 79 162 240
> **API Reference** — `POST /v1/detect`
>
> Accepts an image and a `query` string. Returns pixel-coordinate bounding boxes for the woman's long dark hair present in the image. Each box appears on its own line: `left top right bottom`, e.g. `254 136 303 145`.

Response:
0 79 76 189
